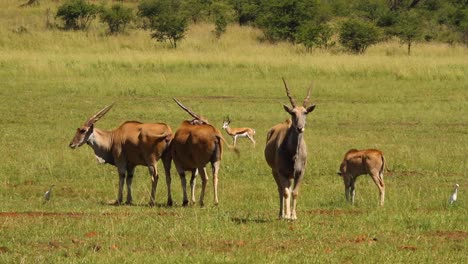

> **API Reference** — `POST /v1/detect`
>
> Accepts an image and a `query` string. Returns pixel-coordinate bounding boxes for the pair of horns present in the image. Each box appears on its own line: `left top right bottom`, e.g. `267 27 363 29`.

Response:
282 77 312 107
85 103 114 126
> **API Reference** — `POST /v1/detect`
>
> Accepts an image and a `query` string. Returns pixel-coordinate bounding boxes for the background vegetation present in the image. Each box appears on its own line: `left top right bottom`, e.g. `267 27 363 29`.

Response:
0 0 467 263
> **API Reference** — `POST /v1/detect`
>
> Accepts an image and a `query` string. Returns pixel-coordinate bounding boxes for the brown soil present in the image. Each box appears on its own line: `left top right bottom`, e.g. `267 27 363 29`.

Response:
430 231 468 241
0 211 178 218
0 212 84 218
399 245 417 251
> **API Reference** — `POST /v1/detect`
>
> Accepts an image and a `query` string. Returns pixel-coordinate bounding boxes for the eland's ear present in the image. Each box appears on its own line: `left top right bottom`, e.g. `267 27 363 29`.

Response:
306 104 316 114
337 172 342 176
283 104 293 114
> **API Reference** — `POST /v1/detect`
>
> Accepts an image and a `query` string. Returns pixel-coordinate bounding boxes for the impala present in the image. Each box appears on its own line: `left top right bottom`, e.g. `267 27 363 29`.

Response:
69 104 173 206
265 78 316 220
222 117 256 147
337 149 386 206
171 98 237 206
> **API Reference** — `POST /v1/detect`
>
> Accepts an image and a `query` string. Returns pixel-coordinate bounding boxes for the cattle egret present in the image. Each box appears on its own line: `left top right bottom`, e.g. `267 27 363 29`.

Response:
449 184 459 205
44 185 55 203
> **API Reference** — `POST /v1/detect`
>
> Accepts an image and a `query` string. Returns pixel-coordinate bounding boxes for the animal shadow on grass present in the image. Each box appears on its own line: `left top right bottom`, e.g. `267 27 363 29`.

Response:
100 201 172 208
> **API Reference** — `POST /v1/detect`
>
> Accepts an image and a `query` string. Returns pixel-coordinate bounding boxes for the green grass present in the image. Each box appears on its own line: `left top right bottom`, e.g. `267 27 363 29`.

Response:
0 1 467 263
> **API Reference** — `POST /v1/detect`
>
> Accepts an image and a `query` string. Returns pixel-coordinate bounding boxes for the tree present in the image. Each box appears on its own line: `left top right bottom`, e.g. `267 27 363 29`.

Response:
256 0 329 43
339 18 381 54
394 10 424 55
100 4 134 34
211 2 232 39
229 0 260 26
295 22 333 52
447 3 468 46
181 0 210 24
354 0 388 22
56 0 99 30
140 0 188 48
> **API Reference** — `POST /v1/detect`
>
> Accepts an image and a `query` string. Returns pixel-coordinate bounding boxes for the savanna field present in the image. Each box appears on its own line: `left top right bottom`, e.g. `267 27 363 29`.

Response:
0 1 467 263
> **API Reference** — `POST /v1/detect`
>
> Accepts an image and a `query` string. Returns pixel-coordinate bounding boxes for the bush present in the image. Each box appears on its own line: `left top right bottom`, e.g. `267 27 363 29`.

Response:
256 0 328 43
339 18 381 54
211 2 232 39
394 10 424 55
296 22 334 52
139 0 188 48
56 0 99 30
100 4 134 34
230 0 260 26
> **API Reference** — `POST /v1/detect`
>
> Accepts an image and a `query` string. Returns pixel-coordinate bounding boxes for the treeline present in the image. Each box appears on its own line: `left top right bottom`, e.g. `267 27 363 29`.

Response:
41 0 468 53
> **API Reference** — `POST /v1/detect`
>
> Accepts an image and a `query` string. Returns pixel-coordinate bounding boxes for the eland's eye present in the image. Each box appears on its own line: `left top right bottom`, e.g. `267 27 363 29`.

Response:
80 129 87 134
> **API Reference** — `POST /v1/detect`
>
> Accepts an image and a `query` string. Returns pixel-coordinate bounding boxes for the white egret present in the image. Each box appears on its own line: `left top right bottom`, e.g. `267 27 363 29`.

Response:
448 184 459 205
44 185 55 203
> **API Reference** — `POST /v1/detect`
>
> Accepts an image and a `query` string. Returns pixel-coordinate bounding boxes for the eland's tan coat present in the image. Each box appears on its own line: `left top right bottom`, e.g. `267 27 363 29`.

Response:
265 79 316 220
171 98 238 206
337 149 386 206
69 104 173 206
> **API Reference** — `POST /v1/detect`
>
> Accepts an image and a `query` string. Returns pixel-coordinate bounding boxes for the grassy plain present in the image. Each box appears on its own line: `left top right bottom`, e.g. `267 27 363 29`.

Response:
0 1 467 263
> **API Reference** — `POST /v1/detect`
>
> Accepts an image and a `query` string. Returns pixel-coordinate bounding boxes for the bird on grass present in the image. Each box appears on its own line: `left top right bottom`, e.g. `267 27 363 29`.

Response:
43 185 55 203
448 183 459 205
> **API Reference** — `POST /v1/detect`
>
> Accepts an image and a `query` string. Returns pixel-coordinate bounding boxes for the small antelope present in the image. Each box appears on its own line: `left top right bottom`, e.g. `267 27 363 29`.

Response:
69 104 173 206
265 78 316 220
171 98 238 206
337 149 386 206
222 117 256 147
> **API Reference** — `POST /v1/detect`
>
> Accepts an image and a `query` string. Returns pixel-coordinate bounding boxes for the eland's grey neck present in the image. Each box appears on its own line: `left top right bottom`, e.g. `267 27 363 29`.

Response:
286 127 307 174
86 128 114 164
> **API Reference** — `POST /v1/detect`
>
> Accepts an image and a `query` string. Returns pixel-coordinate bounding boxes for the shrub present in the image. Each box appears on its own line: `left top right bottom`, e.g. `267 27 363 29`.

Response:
139 0 188 48
211 2 232 39
100 4 134 34
296 22 334 52
339 18 381 54
394 10 424 55
256 0 327 43
230 0 260 26
56 0 99 30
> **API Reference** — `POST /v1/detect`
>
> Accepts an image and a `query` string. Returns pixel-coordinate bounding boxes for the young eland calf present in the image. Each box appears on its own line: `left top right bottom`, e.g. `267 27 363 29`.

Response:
337 149 386 206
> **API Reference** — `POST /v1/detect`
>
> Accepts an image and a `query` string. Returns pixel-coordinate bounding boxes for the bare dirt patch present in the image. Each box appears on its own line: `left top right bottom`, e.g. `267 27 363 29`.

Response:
430 231 468 241
399 245 417 251
350 234 378 244
0 211 178 218
0 212 84 218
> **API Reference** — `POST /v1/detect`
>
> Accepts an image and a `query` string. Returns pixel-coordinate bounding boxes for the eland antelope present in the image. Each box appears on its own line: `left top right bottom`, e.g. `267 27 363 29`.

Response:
337 149 386 206
265 78 316 220
171 98 238 206
69 104 173 206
